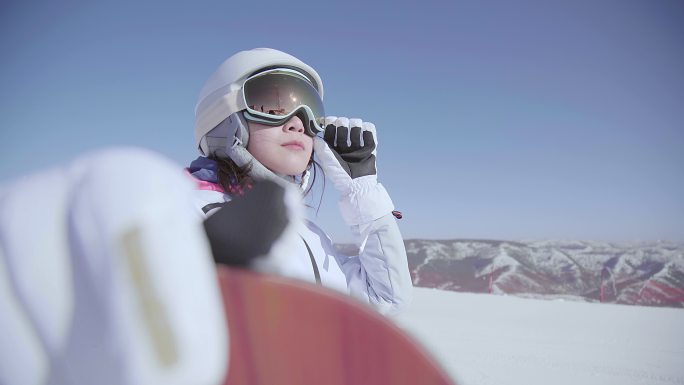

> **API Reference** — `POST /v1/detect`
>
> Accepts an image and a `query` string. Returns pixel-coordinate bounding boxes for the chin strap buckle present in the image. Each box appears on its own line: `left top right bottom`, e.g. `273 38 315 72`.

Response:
231 136 243 149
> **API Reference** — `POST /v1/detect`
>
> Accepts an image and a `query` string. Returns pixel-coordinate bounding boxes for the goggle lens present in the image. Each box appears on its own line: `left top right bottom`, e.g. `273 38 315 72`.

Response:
243 70 325 134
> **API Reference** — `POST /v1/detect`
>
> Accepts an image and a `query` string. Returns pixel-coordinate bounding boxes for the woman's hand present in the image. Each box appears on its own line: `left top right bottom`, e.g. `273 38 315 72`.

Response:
313 117 394 225
204 179 303 271
313 117 379 194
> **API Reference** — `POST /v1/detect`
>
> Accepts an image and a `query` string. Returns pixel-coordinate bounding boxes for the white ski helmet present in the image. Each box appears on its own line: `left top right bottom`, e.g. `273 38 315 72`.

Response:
194 48 324 156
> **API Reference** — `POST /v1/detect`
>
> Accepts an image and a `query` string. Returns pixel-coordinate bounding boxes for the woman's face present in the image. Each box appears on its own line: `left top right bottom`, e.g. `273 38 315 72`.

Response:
246 115 314 176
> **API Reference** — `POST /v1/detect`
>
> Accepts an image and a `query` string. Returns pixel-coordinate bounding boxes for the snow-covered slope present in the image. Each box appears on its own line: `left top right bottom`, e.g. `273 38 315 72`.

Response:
395 287 684 385
403 239 684 308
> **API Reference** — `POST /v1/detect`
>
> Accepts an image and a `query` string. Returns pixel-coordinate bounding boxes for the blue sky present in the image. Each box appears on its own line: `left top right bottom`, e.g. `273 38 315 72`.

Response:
1 0 682 242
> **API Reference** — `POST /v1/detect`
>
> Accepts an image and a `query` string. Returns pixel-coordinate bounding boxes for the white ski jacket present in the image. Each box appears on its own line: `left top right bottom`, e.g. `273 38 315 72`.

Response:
191 184 413 316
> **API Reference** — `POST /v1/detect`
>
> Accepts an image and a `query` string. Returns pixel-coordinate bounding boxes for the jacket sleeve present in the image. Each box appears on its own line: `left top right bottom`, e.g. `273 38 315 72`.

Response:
333 212 413 316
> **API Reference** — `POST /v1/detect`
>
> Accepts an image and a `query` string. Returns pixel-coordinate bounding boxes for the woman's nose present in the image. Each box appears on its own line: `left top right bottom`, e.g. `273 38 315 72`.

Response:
283 115 305 133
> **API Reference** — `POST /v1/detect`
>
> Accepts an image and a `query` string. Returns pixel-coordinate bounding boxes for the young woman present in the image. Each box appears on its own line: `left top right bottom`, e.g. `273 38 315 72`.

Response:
188 48 412 315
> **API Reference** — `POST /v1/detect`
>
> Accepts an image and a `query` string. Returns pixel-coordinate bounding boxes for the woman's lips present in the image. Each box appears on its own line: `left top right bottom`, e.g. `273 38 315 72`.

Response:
281 141 305 151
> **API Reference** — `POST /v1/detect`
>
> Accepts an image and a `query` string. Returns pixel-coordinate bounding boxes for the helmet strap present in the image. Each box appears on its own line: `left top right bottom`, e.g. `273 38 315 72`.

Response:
228 145 301 189
204 112 310 191
230 112 311 191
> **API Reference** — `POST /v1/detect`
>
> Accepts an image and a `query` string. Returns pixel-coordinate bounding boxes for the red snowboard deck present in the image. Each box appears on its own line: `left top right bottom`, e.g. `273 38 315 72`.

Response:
217 266 455 385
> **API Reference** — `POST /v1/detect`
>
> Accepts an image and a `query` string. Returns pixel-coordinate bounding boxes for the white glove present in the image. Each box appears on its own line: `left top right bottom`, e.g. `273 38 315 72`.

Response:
0 148 228 385
313 117 394 226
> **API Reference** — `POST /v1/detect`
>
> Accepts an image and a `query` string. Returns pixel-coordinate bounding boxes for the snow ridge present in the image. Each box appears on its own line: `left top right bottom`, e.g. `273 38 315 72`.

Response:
337 239 684 308
404 239 684 308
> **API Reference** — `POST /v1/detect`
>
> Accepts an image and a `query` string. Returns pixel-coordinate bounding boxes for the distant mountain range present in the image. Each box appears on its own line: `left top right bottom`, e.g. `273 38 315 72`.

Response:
335 239 684 308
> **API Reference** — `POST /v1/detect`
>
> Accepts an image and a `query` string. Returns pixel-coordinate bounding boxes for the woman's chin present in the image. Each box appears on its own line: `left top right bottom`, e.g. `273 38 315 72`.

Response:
269 163 309 176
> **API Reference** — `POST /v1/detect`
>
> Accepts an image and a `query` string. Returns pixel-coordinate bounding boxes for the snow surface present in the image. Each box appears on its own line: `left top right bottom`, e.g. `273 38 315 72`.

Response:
394 287 684 385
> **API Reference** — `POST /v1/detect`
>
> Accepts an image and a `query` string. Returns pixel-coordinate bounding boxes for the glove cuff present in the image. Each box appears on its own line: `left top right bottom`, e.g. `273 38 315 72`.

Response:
338 176 395 226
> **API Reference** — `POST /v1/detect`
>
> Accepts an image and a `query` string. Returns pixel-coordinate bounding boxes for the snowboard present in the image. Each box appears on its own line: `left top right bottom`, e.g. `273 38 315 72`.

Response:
216 266 456 385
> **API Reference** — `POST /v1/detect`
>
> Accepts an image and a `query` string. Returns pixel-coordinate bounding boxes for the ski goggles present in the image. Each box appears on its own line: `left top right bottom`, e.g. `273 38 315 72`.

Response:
241 68 325 137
